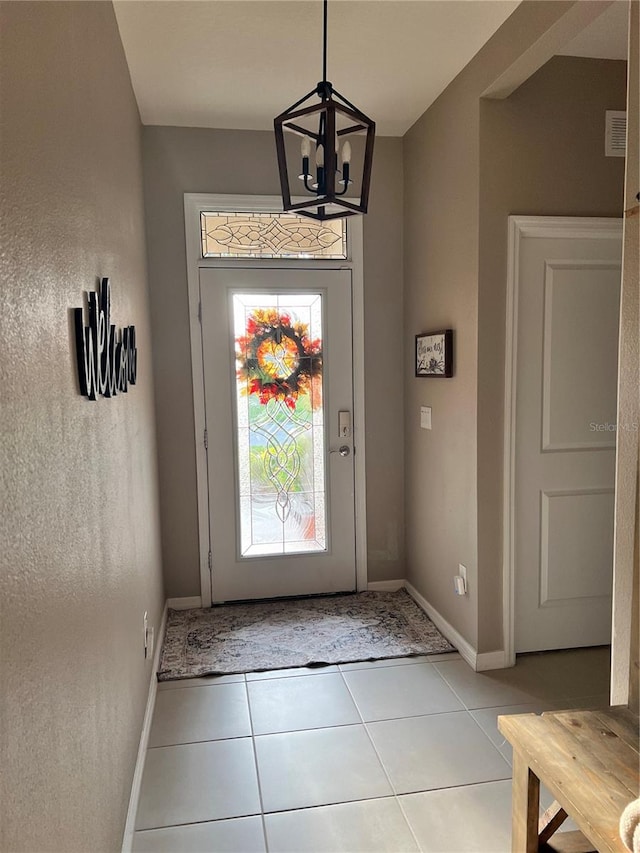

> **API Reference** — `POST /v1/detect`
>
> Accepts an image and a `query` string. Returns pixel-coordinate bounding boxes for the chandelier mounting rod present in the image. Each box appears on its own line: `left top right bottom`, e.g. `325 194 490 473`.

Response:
322 0 328 85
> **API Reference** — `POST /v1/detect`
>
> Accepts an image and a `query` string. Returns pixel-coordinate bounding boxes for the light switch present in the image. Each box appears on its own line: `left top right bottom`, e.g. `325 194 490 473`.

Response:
420 406 432 430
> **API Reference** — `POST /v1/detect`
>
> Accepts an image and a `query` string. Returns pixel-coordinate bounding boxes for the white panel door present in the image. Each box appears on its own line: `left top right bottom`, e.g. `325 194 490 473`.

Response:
514 223 622 652
200 268 356 602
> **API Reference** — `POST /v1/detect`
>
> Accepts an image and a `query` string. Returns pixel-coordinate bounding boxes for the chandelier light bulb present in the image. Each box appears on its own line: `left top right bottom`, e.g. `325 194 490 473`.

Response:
301 137 311 159
342 141 352 164
315 144 324 167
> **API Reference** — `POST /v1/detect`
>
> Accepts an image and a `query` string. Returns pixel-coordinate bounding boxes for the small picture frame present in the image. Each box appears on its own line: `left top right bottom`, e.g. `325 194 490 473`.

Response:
415 329 453 378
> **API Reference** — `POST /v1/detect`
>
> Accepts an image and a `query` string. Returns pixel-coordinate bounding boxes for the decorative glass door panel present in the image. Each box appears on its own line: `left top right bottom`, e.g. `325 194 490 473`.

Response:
200 269 355 602
233 293 326 557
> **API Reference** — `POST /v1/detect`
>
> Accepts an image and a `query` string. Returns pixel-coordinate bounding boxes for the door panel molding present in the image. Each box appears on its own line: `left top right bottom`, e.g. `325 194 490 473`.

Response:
503 216 623 664
541 260 621 452
539 487 615 607
184 193 367 607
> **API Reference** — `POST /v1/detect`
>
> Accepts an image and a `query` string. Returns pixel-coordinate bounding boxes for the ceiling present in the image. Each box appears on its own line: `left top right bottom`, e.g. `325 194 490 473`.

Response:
114 0 629 138
114 0 520 137
559 0 629 61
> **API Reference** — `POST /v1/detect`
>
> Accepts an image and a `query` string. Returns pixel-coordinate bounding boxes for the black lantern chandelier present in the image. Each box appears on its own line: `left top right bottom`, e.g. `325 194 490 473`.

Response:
274 0 376 221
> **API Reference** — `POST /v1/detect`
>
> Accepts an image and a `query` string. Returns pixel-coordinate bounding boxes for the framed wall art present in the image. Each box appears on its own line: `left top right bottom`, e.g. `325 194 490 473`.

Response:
415 329 453 378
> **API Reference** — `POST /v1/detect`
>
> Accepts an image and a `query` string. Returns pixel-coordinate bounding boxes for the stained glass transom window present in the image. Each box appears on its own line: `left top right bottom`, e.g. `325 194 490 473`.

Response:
201 211 347 259
233 293 326 557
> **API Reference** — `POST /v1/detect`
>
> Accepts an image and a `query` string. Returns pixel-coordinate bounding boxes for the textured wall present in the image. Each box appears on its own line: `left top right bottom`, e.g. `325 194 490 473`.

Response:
142 128 404 597
0 3 164 850
477 56 627 651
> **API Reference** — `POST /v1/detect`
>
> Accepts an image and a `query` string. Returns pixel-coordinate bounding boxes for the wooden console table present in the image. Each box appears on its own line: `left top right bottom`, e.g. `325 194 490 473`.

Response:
498 707 639 853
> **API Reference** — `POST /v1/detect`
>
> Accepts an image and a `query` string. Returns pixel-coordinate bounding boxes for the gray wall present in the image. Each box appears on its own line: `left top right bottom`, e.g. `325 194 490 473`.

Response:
403 67 481 647
477 55 627 651
0 3 164 850
403 1 626 652
142 128 404 598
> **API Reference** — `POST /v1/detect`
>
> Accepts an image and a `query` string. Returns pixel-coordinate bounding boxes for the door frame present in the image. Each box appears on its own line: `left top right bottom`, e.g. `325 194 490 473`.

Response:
502 215 623 666
184 193 368 607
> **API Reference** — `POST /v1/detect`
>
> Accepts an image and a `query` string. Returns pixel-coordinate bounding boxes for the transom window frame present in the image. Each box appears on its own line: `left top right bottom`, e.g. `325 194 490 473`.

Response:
200 209 348 260
183 193 367 607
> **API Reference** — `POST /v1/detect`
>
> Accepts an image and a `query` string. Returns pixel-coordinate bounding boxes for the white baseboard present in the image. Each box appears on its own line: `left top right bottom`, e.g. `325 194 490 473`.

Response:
404 580 479 670
167 596 202 610
367 580 405 592
403 581 511 672
121 601 168 853
475 649 510 671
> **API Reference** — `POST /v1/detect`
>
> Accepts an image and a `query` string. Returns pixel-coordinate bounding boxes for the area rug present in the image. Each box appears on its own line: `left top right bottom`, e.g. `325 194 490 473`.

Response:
157 589 455 681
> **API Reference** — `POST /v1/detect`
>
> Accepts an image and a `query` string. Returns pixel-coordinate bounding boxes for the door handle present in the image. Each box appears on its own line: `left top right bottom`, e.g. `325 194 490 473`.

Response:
330 445 351 457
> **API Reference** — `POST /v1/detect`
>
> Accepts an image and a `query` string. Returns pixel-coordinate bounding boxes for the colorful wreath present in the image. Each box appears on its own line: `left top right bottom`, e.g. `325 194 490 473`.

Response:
236 308 322 410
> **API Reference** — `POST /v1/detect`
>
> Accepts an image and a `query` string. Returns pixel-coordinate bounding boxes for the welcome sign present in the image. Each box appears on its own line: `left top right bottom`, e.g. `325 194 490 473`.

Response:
74 277 137 400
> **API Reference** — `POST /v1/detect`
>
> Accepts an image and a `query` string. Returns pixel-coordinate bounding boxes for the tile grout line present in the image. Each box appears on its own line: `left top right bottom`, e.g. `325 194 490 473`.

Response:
429 662 478 712
147 734 254 750
138 656 608 842
430 662 545 715
246 666 340 682
337 669 424 853
243 677 270 853
135 813 263 834
136 675 272 838
337 653 461 674
148 675 252 750
464 707 517 772
429 663 539 771
339 664 514 831
246 668 410 830
157 674 247 689
135 778 519 835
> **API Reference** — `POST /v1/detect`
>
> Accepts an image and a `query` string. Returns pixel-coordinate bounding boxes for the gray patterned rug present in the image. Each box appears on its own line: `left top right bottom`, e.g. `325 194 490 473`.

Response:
157 589 455 681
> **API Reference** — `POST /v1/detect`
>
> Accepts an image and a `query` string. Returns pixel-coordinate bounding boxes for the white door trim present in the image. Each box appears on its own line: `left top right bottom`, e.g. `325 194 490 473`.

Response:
503 215 623 665
184 193 367 607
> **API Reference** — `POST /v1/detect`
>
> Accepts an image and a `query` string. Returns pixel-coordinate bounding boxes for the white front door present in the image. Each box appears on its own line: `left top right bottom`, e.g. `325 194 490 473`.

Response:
200 268 356 602
514 219 622 652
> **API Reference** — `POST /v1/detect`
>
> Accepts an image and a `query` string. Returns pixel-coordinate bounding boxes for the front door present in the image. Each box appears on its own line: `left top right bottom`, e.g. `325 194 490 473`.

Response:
513 219 622 652
200 268 356 602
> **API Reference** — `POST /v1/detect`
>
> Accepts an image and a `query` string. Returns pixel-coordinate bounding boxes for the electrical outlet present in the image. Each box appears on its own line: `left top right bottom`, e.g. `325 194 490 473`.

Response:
454 564 468 596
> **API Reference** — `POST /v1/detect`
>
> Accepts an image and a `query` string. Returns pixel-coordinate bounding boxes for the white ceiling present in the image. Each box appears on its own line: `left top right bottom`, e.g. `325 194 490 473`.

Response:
114 0 521 137
114 0 630 138
559 0 629 61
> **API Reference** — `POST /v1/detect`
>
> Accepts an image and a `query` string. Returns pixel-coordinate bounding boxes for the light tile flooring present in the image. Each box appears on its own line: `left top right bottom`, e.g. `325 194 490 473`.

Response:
133 647 610 853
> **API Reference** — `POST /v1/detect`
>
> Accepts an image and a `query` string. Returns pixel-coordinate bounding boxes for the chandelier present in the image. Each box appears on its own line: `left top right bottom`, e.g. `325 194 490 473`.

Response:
273 0 376 221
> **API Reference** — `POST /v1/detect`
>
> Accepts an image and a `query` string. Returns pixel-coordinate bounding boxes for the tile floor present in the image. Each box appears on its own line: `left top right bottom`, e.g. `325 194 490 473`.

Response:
133 647 610 852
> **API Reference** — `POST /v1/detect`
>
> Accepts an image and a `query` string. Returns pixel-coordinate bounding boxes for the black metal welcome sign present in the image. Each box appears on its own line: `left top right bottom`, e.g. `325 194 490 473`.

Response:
74 277 137 400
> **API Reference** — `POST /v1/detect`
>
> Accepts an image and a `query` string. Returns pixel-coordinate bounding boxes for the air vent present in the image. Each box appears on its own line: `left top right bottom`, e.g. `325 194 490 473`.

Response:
605 110 626 157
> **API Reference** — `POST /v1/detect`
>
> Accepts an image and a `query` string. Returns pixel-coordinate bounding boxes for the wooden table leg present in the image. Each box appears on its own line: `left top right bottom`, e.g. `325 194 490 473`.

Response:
511 749 540 853
539 801 568 844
